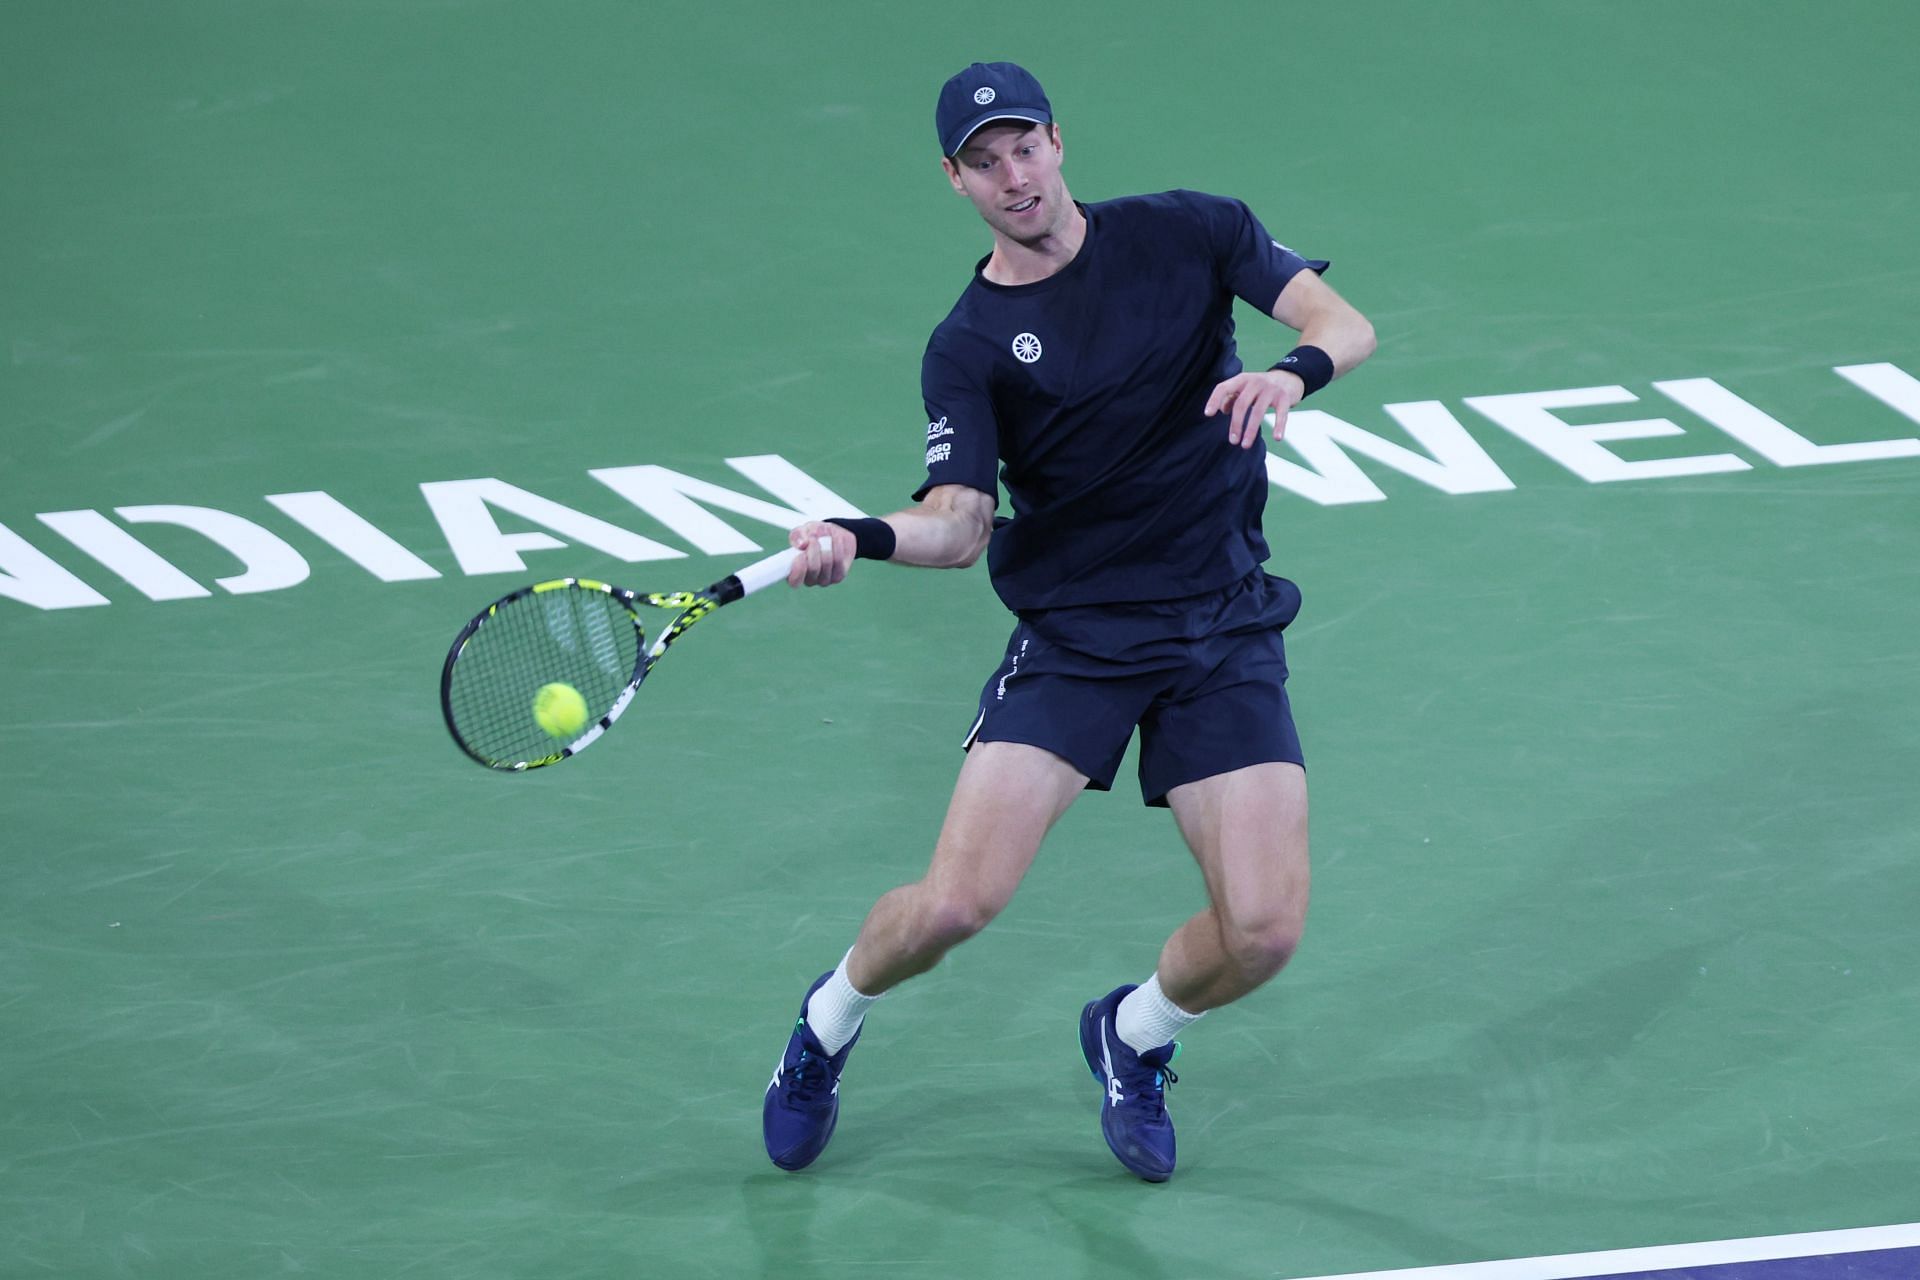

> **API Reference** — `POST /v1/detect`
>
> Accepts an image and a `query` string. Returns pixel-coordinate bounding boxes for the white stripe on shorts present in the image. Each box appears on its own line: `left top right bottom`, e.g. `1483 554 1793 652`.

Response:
961 707 986 749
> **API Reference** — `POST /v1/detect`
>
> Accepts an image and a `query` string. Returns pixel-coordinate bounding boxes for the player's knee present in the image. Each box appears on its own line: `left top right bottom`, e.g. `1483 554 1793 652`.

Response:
917 890 1000 951
1224 917 1302 982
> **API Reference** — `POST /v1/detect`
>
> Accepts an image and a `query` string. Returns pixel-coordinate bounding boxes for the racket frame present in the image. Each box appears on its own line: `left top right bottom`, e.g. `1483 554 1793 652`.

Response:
440 547 798 772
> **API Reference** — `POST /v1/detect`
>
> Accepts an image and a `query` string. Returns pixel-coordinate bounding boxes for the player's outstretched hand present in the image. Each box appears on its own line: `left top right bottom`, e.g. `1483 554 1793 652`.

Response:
786 522 854 587
1205 369 1307 449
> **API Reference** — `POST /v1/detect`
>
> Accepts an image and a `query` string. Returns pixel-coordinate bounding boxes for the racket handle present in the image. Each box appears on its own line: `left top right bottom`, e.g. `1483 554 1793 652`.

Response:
717 547 800 601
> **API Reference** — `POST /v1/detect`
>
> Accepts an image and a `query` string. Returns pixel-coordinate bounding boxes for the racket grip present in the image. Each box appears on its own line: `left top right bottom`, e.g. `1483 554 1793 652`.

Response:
726 547 801 599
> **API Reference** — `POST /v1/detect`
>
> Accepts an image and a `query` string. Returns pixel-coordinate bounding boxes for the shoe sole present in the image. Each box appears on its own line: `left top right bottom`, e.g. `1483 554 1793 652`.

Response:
768 1106 837 1172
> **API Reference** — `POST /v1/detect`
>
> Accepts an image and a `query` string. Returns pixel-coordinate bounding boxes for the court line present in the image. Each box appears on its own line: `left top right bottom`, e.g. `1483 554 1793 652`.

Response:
1283 1223 1920 1280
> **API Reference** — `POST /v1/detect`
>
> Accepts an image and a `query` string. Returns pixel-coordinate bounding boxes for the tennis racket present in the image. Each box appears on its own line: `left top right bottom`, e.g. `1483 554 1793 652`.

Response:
440 547 799 771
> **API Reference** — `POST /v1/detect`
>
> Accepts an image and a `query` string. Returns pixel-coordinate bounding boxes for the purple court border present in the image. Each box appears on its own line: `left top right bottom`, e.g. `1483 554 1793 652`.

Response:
1285 1225 1920 1280
1595 1244 1919 1279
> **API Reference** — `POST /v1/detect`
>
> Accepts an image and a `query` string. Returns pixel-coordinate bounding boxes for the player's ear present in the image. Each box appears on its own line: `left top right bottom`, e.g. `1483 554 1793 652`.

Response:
941 155 965 193
1049 123 1063 154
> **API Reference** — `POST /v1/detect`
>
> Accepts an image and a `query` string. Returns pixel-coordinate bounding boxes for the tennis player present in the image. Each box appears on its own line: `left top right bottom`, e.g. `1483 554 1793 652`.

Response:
763 61 1375 1181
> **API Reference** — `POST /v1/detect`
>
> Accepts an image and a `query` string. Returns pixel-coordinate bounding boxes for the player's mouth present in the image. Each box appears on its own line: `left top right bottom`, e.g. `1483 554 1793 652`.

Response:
1006 196 1040 214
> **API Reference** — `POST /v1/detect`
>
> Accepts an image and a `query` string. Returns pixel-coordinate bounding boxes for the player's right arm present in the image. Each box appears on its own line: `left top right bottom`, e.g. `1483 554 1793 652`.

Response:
876 484 995 567
787 485 995 587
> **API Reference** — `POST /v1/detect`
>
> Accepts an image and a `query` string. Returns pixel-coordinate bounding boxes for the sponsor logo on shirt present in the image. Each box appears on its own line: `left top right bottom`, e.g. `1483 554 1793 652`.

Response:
1011 332 1042 364
926 442 952 466
926 415 953 441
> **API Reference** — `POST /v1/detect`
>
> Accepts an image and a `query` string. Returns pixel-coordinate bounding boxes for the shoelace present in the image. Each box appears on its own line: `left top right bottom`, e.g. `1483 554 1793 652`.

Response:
784 1027 837 1105
1136 1063 1178 1119
1121 1042 1181 1120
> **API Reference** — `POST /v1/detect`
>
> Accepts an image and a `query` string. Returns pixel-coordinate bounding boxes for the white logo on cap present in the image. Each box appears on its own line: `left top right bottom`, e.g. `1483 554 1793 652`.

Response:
974 86 996 105
1011 333 1042 363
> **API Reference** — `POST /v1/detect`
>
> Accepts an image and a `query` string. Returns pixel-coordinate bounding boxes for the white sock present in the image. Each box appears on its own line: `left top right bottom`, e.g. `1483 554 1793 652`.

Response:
804 949 879 1055
1115 973 1202 1054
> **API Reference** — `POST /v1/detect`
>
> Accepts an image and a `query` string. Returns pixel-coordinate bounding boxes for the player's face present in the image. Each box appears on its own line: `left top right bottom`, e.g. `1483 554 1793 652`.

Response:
943 123 1070 244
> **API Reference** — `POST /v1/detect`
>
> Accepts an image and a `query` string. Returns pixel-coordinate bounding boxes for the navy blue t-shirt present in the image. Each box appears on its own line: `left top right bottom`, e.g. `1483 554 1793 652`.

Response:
915 188 1327 614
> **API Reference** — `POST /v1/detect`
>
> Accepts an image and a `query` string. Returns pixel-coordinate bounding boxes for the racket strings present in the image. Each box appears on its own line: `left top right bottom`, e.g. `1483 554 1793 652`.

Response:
446 586 644 765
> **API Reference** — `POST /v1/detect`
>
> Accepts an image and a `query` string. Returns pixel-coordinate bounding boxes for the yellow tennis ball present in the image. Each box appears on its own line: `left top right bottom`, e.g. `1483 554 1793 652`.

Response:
532 682 589 739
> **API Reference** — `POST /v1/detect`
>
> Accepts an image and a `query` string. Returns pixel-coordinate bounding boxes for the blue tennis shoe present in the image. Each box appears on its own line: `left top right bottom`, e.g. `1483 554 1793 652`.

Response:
763 972 861 1171
1079 984 1180 1182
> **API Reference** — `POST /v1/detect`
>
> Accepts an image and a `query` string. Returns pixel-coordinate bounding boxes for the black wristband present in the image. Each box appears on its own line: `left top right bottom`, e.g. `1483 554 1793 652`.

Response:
1270 344 1335 398
825 516 896 561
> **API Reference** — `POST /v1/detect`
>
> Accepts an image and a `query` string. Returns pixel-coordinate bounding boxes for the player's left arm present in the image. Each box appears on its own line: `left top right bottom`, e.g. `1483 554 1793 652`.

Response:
1206 270 1377 448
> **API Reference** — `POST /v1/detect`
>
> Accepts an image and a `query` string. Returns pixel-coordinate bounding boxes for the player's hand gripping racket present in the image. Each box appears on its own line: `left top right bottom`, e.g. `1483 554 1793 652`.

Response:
440 547 799 771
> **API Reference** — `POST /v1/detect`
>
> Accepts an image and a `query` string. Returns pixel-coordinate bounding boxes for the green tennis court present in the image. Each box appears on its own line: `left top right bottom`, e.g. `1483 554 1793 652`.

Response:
4 3 1917 1276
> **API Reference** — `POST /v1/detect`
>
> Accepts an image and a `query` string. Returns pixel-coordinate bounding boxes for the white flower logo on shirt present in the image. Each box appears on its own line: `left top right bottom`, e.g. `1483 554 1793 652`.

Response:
1011 332 1042 363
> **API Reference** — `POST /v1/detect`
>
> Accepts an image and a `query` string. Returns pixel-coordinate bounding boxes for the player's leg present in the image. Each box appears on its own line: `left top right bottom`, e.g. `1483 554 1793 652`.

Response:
848 739 1088 992
1130 611 1310 1018
804 739 1086 1060
1157 759 1310 1011
762 739 1087 1172
1078 763 1307 1183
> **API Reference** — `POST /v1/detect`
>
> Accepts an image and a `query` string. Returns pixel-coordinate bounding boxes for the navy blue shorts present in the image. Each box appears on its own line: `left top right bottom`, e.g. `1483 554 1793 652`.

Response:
964 572 1305 807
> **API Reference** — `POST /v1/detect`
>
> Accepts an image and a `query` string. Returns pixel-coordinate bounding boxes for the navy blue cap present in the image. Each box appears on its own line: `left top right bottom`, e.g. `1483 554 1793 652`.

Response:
936 62 1053 157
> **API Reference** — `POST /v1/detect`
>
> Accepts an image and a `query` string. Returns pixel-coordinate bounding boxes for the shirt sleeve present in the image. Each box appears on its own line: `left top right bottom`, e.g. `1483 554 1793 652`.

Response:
1190 190 1330 313
912 345 1000 502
